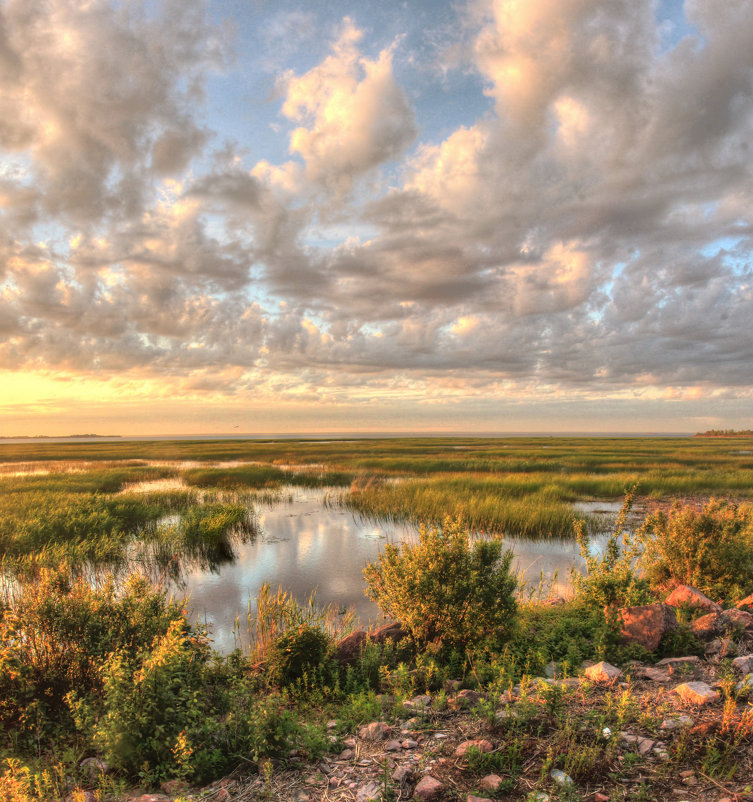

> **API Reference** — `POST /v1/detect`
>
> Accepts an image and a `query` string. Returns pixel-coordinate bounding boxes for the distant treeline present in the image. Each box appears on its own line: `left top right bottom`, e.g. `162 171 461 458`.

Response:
695 429 753 437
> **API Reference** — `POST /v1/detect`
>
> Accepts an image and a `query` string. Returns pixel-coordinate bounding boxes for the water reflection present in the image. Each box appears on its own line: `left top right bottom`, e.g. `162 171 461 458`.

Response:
172 488 610 654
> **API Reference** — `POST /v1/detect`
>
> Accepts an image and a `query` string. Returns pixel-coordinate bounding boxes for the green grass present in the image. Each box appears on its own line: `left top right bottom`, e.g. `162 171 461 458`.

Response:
3 436 753 542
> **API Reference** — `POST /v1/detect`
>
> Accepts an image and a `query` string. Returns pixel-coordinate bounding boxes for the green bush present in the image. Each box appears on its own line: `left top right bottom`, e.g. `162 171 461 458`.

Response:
0 568 187 749
85 619 212 784
363 516 517 652
268 624 329 686
637 498 753 603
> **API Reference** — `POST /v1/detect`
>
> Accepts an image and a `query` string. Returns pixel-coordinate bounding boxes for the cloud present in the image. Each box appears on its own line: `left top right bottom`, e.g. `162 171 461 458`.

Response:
2 0 753 423
0 0 227 229
280 18 418 192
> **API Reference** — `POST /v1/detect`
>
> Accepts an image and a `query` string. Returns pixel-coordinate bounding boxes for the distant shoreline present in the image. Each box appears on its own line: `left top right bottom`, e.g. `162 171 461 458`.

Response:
0 434 121 440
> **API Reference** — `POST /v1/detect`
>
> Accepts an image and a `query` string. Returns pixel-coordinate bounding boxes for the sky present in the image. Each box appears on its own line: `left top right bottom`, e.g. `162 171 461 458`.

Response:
1 0 752 436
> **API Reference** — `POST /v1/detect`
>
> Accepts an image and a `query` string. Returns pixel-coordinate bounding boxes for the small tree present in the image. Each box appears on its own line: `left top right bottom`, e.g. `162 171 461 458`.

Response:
363 517 517 652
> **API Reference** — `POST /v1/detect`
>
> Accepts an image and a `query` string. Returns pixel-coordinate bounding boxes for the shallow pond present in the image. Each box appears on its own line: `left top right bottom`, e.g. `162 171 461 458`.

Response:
171 487 611 654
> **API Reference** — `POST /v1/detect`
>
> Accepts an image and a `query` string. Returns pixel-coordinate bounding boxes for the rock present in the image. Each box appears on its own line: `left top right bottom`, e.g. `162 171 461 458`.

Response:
478 774 504 792
410 694 432 708
691 613 720 640
584 661 622 683
159 780 188 795
673 681 719 704
705 637 734 657
618 604 678 651
637 737 655 756
393 765 413 783
384 739 402 752
359 721 392 740
455 739 493 757
129 796 171 802
79 757 109 775
402 739 419 749
656 655 701 674
413 775 444 801
639 666 670 682
550 768 573 786
732 654 753 674
735 593 753 611
356 781 382 802
339 748 355 760
660 715 693 731
665 585 722 614
467 796 491 802
334 630 367 665
370 622 408 644
735 673 753 692
450 688 483 709
720 608 753 632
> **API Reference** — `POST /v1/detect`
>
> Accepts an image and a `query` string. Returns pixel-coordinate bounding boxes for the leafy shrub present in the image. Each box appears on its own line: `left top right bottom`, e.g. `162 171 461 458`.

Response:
268 624 329 686
363 516 517 651
637 498 753 603
85 619 212 783
0 568 186 749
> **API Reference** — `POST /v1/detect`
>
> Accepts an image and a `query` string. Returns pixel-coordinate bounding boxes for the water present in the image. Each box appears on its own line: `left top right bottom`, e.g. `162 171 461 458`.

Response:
170 487 610 653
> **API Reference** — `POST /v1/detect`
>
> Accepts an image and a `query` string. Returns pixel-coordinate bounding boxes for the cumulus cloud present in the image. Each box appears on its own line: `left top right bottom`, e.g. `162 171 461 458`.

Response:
280 18 417 192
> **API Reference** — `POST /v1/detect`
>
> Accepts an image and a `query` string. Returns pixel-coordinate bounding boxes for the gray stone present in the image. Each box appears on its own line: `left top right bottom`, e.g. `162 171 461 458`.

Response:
356 781 382 802
660 715 693 731
384 739 402 752
732 654 753 674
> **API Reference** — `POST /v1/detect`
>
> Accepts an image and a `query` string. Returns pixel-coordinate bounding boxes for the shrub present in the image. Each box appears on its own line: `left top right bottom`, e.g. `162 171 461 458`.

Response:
572 487 653 612
637 498 753 603
268 625 329 686
363 516 517 651
86 619 212 783
0 568 186 750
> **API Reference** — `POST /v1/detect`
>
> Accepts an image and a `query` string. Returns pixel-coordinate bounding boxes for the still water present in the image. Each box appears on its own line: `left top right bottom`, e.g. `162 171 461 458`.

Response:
171 487 611 654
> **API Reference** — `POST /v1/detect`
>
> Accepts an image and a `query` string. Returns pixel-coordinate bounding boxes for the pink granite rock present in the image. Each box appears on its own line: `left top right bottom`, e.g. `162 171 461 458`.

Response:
455 739 494 758
673 681 719 705
665 585 721 614
414 775 444 801
584 661 622 683
618 604 677 651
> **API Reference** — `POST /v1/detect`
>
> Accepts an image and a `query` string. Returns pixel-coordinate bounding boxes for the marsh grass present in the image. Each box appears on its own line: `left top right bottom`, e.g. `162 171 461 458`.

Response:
248 582 356 664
